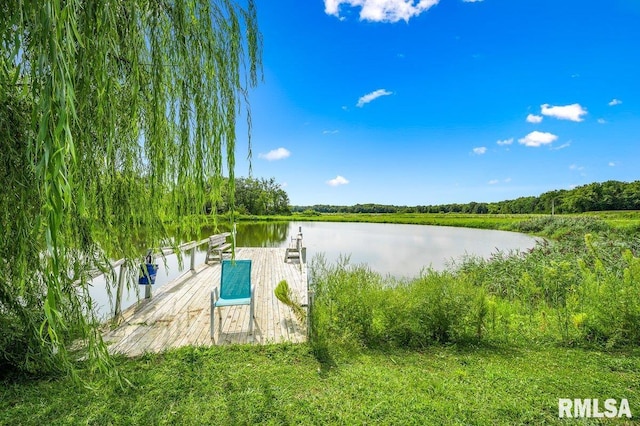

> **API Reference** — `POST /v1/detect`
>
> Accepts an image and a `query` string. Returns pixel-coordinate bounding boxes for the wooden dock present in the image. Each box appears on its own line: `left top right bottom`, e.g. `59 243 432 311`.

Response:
103 247 308 357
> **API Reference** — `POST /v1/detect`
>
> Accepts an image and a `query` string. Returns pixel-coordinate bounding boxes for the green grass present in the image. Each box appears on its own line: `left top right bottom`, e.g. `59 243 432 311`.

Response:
583 211 640 231
245 212 534 230
2 344 639 425
308 216 640 348
3 214 639 424
241 211 640 233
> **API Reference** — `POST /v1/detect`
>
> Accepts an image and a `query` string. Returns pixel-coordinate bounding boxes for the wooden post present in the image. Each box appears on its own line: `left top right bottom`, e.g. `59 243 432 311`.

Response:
307 289 314 341
190 244 196 272
296 226 303 251
144 249 154 299
114 262 127 319
306 267 313 341
144 283 152 299
297 227 305 270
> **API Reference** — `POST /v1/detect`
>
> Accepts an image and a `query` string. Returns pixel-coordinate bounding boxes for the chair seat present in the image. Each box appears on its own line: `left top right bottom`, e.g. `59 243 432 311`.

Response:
215 297 251 307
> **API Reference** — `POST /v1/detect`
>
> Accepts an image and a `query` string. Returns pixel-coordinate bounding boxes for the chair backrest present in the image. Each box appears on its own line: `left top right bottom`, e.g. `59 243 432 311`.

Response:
220 260 252 299
209 234 226 246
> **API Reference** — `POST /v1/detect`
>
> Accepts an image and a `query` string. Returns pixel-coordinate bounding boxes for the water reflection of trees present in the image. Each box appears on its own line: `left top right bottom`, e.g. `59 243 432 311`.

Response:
200 222 290 247
238 222 290 247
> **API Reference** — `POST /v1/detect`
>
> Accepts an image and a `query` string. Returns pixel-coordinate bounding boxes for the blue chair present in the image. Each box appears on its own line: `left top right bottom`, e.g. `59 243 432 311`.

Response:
210 260 254 338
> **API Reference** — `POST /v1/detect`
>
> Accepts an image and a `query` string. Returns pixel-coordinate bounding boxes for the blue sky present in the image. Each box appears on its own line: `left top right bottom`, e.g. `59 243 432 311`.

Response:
234 0 640 206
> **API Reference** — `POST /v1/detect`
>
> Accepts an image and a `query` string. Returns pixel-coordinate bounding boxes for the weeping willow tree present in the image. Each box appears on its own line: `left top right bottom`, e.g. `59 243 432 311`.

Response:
0 0 261 376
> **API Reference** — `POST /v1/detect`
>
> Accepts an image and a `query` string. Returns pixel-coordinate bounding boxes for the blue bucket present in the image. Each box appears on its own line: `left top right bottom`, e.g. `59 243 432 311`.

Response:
138 263 158 285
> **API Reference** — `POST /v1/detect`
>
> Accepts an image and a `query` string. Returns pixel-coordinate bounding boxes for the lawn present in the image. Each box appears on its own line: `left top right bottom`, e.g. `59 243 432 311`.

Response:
2 344 638 425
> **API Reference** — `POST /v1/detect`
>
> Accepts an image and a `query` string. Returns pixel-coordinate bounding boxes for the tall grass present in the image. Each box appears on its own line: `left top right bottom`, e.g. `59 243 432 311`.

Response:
309 217 640 356
310 256 485 353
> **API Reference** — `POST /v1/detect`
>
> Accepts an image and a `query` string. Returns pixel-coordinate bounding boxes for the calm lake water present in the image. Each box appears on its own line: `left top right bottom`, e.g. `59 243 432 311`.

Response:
90 221 538 319
289 221 537 276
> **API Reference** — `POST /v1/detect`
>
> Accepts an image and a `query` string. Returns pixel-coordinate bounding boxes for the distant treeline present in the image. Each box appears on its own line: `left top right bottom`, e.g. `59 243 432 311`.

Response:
292 180 640 215
208 177 291 215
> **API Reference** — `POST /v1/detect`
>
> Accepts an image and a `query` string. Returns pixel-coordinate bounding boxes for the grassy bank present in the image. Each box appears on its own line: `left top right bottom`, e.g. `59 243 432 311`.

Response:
2 344 639 424
309 216 640 350
237 211 640 233
237 212 534 230
3 214 639 424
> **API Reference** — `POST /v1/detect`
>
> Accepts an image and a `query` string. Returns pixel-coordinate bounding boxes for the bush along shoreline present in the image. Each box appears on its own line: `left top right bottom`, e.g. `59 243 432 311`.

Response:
309 216 640 357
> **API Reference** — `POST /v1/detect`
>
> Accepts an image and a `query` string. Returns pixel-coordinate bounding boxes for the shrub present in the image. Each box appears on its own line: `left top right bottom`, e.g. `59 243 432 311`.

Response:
576 238 640 346
309 256 383 355
379 272 478 346
309 258 481 353
514 216 610 238
309 220 640 356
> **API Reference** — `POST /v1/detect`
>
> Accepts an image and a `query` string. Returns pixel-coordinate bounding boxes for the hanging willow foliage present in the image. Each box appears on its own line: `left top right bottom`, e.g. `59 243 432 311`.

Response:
0 0 261 376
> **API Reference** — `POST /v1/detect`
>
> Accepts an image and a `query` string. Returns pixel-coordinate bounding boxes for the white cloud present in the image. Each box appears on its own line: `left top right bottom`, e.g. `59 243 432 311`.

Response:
609 99 622 106
540 103 587 122
324 0 341 15
569 164 585 176
526 114 543 124
259 147 290 161
609 161 616 167
473 147 487 155
518 131 558 147
327 175 350 186
489 177 510 185
463 0 483 2
323 130 339 134
496 138 513 146
551 142 571 151
357 89 393 107
597 118 607 124
324 0 439 23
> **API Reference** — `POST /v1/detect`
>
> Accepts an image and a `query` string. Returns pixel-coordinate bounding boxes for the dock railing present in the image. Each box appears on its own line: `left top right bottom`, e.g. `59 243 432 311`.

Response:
79 235 226 322
284 226 306 270
86 229 312 338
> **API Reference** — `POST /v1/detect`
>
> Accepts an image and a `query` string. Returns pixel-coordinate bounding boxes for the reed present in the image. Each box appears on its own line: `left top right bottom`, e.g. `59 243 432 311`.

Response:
274 280 306 324
309 217 640 354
